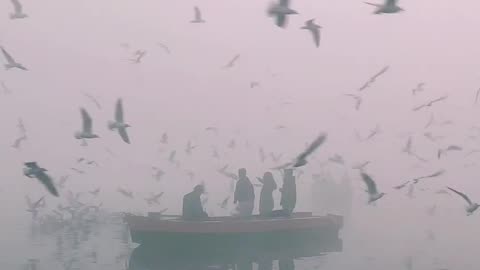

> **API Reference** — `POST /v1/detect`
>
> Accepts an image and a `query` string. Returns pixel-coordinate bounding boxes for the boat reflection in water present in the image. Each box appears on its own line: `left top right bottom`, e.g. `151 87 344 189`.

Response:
126 212 343 270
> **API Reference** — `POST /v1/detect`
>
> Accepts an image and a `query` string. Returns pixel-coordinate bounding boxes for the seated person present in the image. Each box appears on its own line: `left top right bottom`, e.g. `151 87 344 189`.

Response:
182 185 208 220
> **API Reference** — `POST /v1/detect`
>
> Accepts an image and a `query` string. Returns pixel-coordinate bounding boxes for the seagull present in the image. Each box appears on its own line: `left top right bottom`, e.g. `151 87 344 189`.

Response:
437 145 462 159
130 50 146 63
424 132 443 142
9 0 28 19
447 187 479 215
145 192 164 205
75 108 99 140
23 162 59 197
1 46 27 70
152 167 165 181
70 168 85 174
185 141 196 155
117 188 134 199
108 98 131 144
358 66 389 91
11 134 27 149
157 43 171 54
345 94 362 110
191 6 206 23
402 136 413 154
273 133 327 169
160 132 168 144
412 82 425 95
364 0 404 14
223 54 240 69
361 172 385 203
413 96 448 111
393 181 410 190
267 0 298 28
413 169 445 184
365 125 381 141
168 150 176 163
301 19 321 47
328 154 345 165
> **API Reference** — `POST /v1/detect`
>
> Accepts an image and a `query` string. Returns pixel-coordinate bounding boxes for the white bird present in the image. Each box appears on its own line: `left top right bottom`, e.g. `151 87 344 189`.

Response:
301 19 321 47
23 162 59 197
108 98 131 144
412 82 425 95
447 187 479 215
191 6 205 23
267 0 298 28
345 94 362 110
273 133 328 169
361 172 385 203
364 0 404 14
75 108 99 140
1 46 27 70
9 0 28 19
223 54 240 69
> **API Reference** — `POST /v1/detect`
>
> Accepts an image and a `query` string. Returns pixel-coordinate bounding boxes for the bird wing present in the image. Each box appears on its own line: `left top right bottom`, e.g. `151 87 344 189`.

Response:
296 133 328 161
1 47 15 64
364 2 382 7
447 187 472 205
37 172 59 197
115 98 124 122
25 162 38 169
446 145 462 151
412 103 426 111
80 108 93 133
11 0 23 13
118 127 130 144
310 28 320 47
428 96 448 105
361 172 378 194
279 0 289 7
194 6 202 20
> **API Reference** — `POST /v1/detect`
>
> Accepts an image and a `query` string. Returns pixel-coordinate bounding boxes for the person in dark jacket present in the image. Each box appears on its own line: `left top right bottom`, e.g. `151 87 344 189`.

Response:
233 168 255 217
280 169 296 215
259 172 277 216
182 185 208 219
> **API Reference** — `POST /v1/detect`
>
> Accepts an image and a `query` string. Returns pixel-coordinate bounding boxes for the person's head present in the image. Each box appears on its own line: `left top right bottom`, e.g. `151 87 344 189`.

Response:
263 172 277 189
193 185 205 194
238 168 247 178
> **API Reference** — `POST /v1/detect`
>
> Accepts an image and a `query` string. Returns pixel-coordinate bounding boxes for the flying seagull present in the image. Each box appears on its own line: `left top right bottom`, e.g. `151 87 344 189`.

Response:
191 6 206 23
223 54 240 69
1 46 27 70
437 145 462 159
83 92 102 110
250 81 260 88
11 134 27 149
358 66 389 91
267 0 298 28
301 19 321 47
447 187 479 215
413 169 445 184
345 94 362 110
157 43 171 54
152 167 165 181
361 172 385 203
130 50 146 64
185 141 196 155
364 0 404 14
413 95 448 111
273 133 328 169
328 154 345 165
75 108 99 140
23 162 59 197
412 82 425 95
117 188 134 199
145 192 164 205
9 0 28 19
108 98 131 144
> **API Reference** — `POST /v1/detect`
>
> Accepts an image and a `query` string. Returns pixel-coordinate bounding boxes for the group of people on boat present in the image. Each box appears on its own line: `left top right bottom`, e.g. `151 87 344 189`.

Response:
182 168 297 219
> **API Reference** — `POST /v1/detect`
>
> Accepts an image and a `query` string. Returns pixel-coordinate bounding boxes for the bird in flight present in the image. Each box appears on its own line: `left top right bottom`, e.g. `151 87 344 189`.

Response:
9 0 28 19
412 169 445 184
413 95 448 111
191 6 206 23
157 43 171 54
108 98 131 144
273 133 328 169
267 0 298 28
117 188 134 199
393 181 410 190
145 192 164 205
358 66 389 91
185 141 196 155
447 187 479 215
345 94 362 110
1 46 27 70
364 0 404 14
437 145 462 159
23 162 59 197
223 54 240 69
412 82 425 95
301 19 321 47
83 92 102 110
361 172 385 203
130 50 146 64
75 108 99 140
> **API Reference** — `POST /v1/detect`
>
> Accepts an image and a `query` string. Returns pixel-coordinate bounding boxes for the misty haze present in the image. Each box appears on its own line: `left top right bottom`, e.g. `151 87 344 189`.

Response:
1 0 479 269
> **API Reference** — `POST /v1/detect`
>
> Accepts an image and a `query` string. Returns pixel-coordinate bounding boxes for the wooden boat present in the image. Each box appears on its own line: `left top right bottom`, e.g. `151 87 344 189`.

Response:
124 212 343 253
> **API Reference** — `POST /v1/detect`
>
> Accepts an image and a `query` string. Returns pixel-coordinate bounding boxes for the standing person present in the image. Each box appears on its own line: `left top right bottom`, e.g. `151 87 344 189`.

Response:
182 185 208 220
280 169 296 215
233 168 255 217
259 172 277 216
